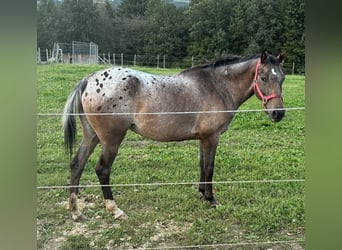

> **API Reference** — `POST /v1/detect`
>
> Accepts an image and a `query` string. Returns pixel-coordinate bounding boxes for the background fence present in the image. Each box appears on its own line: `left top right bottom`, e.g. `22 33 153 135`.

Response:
37 48 304 75
37 41 98 65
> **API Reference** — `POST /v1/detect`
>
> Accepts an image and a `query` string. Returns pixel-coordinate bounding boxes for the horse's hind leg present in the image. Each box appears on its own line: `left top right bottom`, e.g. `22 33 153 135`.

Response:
69 118 99 221
95 132 127 220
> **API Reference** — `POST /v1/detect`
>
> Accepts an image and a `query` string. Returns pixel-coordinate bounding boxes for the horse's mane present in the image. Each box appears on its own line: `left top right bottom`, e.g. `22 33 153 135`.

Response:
181 54 259 74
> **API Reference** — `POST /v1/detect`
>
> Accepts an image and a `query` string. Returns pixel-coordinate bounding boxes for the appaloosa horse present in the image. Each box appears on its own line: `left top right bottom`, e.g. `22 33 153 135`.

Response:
62 49 286 221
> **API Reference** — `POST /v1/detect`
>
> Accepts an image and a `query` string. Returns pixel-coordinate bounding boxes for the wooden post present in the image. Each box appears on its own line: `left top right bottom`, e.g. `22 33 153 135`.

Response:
157 54 160 68
46 49 49 62
192 56 194 67
37 48 41 64
113 53 115 65
134 54 136 67
108 53 111 64
121 53 123 67
163 55 166 68
292 62 295 75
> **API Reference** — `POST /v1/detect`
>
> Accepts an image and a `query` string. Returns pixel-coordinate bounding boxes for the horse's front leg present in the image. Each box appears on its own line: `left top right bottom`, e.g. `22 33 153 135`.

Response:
95 144 127 220
199 135 220 207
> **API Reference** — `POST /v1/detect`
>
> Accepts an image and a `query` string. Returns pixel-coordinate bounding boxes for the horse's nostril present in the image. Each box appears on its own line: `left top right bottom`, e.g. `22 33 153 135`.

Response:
270 109 285 122
272 110 277 117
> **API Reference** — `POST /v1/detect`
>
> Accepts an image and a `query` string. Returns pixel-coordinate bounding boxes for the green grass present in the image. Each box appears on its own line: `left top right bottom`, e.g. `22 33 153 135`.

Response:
37 64 305 249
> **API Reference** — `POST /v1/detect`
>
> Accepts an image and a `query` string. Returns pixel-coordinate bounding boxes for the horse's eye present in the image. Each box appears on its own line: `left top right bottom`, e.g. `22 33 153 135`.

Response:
261 77 267 82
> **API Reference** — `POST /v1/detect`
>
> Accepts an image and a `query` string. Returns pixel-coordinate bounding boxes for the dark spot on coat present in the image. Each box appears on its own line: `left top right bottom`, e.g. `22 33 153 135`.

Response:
96 89 100 93
122 77 127 81
112 104 117 108
96 82 99 86
103 78 106 81
97 106 102 111
102 93 105 96
104 71 109 77
126 76 141 97
90 98 92 102
119 96 123 99
85 92 88 96
118 68 121 71
100 83 103 88
109 76 112 79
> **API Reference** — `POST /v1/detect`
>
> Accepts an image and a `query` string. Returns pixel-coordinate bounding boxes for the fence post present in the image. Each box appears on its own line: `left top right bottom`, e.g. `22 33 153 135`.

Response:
121 53 123 67
46 49 49 62
134 54 136 67
113 53 115 65
163 55 166 69
292 62 295 75
192 56 194 67
157 54 160 68
37 48 41 64
108 53 111 64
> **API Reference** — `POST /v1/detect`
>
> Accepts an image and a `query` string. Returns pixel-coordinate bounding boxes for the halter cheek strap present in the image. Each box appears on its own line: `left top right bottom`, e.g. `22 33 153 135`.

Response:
252 59 283 109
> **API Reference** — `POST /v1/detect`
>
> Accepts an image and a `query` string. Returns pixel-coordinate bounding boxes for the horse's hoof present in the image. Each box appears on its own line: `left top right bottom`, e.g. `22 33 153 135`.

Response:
210 202 222 208
72 212 88 222
115 210 128 221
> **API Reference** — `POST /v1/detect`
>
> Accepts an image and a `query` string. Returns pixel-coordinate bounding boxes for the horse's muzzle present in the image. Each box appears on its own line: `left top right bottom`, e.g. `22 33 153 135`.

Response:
267 108 285 122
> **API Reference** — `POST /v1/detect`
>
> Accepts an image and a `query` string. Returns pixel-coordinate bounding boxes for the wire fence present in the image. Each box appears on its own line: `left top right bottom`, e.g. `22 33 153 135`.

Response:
37 106 305 190
37 105 305 249
37 48 305 75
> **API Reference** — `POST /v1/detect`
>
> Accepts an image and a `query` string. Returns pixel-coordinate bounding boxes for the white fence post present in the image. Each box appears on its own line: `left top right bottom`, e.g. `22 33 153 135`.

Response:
37 48 41 64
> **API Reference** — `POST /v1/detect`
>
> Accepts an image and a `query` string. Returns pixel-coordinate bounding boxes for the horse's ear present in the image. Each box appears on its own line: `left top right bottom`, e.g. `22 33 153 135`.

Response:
277 51 286 63
260 49 269 64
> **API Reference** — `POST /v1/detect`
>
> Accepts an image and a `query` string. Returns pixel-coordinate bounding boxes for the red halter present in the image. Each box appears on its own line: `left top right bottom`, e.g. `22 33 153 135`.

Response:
252 59 283 109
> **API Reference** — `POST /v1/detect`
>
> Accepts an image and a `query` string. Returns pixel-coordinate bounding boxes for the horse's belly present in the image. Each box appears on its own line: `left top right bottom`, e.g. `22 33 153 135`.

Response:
132 114 199 142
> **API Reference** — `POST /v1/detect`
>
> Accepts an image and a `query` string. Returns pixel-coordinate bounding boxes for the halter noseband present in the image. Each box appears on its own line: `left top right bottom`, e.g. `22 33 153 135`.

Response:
252 59 283 109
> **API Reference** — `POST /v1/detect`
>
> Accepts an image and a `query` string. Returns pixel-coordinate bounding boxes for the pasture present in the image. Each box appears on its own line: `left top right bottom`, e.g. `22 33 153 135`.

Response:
37 64 305 249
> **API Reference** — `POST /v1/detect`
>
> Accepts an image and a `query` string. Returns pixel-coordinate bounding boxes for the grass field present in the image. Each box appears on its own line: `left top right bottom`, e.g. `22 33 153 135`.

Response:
37 64 305 249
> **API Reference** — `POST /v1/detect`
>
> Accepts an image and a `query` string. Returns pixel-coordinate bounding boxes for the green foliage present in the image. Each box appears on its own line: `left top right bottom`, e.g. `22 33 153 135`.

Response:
55 0 99 43
37 0 305 68
37 0 58 49
37 65 304 249
144 0 189 65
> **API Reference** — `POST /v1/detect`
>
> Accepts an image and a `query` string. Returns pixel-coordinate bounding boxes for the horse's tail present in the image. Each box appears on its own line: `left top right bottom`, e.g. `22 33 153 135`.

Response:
62 78 88 156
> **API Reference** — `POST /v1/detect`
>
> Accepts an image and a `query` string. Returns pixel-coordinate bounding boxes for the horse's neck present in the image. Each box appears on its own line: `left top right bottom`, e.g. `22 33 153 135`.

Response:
221 59 257 109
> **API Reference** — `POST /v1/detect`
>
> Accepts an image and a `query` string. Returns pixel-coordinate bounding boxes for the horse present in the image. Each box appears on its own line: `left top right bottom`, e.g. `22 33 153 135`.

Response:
62 49 286 221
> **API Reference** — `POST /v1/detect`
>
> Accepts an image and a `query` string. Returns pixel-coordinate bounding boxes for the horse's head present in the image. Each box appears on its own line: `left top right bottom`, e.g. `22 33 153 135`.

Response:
253 49 286 122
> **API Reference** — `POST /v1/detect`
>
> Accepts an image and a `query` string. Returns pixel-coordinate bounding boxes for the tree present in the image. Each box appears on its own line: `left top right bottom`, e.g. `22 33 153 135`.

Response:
37 0 58 49
55 0 99 42
187 0 232 60
95 1 119 52
118 0 149 18
282 0 305 73
143 0 189 66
